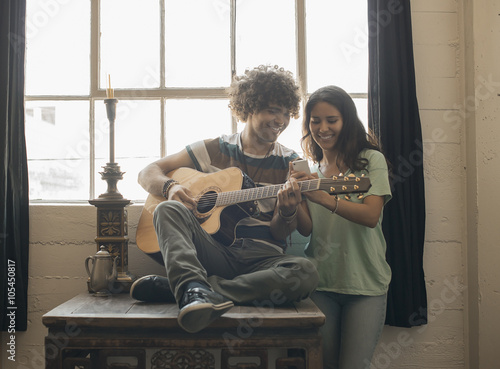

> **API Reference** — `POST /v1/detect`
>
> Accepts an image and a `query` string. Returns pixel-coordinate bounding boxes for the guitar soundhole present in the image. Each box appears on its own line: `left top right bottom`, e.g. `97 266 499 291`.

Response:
196 191 217 214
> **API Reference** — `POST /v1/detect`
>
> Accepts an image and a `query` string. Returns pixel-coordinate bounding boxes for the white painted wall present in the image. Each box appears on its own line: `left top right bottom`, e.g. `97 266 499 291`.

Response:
3 0 500 368
464 0 500 368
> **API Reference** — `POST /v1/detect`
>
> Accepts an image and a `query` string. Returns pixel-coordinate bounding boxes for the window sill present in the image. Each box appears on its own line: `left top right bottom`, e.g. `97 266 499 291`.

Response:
29 200 145 206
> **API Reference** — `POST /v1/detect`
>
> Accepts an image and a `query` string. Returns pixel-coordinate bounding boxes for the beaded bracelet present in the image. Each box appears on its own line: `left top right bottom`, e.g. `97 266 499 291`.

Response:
162 179 179 199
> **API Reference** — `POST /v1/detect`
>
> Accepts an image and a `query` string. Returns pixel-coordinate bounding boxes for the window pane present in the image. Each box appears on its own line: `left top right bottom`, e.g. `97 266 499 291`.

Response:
236 0 296 74
94 100 161 200
165 99 231 155
100 0 160 89
26 101 90 200
25 0 90 95
24 2 370 202
353 98 369 130
165 0 230 87
306 0 368 93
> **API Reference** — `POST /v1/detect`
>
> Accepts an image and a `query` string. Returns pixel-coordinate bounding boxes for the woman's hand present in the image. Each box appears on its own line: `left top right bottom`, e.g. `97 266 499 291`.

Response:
289 161 321 203
301 188 330 204
289 161 317 182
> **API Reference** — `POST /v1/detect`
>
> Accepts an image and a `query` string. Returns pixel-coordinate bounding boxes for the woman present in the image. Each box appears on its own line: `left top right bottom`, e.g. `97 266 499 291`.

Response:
293 85 392 369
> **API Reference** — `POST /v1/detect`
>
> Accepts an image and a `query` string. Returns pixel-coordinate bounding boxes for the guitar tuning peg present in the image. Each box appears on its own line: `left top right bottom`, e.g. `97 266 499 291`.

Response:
344 194 351 200
348 174 355 177
357 194 364 199
332 176 338 180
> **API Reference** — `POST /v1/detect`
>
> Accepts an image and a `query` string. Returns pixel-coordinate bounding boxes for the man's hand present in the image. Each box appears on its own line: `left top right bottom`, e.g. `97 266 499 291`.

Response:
167 184 197 210
277 177 302 217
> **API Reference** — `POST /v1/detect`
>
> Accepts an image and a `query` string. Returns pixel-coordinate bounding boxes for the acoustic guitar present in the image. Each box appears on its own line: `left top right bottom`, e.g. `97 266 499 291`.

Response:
136 167 371 257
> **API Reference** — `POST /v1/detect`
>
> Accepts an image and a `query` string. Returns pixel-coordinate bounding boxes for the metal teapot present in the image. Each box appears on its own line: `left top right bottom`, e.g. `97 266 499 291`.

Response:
85 245 118 295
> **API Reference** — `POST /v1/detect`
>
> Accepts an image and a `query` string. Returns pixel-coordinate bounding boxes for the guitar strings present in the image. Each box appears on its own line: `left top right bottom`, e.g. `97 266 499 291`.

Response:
193 177 364 207
194 182 295 206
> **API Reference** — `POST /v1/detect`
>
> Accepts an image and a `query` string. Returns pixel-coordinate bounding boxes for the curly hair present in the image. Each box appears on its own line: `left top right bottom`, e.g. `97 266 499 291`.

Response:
301 85 382 172
227 65 303 122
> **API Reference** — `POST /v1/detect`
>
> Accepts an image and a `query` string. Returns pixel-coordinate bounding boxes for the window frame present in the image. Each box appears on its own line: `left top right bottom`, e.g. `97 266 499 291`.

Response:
25 0 368 202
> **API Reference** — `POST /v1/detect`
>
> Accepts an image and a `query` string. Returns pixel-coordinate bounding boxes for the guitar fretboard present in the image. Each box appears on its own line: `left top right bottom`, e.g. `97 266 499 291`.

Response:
215 179 322 206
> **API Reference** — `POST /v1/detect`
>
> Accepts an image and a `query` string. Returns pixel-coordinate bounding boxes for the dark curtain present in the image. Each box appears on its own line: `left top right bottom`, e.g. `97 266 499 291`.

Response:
368 0 427 327
1 0 29 331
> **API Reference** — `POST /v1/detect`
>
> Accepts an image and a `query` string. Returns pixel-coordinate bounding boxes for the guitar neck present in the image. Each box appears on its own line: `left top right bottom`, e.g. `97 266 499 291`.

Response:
215 179 322 206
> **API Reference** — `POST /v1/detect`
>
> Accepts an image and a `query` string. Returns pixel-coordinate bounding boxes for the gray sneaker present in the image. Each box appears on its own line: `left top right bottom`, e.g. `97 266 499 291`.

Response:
177 287 234 333
130 275 176 303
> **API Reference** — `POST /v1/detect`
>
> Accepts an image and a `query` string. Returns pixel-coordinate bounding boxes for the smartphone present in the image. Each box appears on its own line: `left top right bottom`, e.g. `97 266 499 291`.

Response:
292 159 311 174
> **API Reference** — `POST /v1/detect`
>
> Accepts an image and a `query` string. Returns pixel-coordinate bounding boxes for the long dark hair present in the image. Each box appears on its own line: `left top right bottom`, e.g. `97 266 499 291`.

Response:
301 85 381 172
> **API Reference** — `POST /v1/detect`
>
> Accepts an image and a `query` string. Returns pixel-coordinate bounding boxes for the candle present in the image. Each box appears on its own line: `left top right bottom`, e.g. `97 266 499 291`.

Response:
106 74 114 99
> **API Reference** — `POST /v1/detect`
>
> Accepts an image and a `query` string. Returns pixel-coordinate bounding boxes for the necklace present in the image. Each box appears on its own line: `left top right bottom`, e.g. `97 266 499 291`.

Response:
240 139 274 185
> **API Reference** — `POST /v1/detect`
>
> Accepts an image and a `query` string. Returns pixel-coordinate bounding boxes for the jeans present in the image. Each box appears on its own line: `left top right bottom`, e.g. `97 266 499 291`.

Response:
153 200 319 305
311 290 387 369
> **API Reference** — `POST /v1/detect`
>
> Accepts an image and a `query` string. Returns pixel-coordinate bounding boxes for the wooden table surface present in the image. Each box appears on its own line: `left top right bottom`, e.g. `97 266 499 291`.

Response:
42 292 325 331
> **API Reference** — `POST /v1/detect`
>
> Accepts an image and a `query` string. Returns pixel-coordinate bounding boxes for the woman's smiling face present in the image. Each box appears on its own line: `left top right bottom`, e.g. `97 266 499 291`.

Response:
309 101 343 151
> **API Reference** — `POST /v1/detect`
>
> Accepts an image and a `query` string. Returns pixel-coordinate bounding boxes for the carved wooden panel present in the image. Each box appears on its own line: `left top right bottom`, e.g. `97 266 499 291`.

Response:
151 349 215 369
99 209 123 236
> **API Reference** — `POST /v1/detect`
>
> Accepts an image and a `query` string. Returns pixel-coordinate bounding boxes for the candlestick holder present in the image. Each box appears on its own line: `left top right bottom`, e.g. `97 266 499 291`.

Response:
98 98 124 199
88 98 136 293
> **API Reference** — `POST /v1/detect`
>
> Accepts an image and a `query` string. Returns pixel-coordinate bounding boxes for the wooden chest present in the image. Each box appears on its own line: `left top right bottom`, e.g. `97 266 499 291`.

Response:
42 292 324 369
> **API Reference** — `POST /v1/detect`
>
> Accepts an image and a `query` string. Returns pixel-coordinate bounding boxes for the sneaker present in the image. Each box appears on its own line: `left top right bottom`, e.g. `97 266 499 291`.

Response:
130 275 176 303
177 287 234 333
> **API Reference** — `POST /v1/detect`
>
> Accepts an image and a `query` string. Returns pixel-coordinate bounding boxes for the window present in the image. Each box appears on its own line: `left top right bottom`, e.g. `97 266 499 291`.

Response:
25 0 368 201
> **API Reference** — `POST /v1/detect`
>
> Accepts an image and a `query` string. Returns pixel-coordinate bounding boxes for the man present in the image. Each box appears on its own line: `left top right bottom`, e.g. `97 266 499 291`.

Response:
131 65 319 333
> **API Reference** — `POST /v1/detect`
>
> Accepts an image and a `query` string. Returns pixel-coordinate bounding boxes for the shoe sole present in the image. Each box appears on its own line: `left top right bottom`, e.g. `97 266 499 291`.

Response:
130 275 175 303
130 275 151 299
177 301 234 333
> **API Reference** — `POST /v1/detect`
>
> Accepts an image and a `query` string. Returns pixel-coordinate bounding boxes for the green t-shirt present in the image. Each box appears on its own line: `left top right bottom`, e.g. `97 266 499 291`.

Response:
304 149 392 296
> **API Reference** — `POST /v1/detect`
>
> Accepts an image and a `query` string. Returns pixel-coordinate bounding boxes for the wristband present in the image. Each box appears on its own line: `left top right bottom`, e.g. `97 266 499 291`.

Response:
279 208 298 223
162 179 179 199
331 195 339 214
